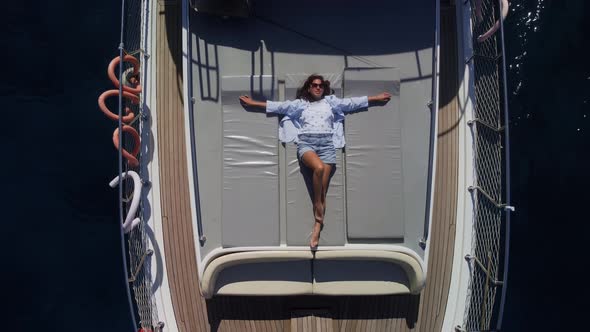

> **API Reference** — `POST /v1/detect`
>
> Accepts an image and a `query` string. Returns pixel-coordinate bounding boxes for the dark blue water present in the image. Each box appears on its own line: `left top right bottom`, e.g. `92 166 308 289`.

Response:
1 1 587 331
2 2 134 331
501 1 589 331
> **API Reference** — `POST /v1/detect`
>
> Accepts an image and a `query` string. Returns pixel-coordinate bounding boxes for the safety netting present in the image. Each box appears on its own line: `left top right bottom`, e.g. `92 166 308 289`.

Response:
463 0 511 331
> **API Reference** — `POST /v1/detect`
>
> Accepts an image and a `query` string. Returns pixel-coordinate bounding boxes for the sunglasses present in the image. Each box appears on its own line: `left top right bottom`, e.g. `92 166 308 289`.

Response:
310 83 324 89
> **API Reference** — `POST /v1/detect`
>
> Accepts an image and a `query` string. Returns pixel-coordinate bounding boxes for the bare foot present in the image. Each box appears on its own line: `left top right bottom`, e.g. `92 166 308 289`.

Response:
310 221 322 250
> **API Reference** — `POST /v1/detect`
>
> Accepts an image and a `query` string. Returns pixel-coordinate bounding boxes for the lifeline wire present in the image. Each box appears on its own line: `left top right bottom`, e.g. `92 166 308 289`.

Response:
495 0 512 329
117 0 139 330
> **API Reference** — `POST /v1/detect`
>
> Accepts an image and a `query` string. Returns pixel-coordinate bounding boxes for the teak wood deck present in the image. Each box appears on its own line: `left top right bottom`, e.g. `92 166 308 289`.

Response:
155 2 460 331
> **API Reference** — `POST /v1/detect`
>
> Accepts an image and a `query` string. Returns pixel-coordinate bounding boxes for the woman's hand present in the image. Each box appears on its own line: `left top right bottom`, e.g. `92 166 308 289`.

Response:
239 95 267 109
376 92 391 102
368 92 392 103
239 95 254 106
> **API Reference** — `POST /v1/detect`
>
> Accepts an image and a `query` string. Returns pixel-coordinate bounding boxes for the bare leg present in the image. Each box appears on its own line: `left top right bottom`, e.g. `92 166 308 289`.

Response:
301 151 325 221
321 164 332 215
301 151 326 248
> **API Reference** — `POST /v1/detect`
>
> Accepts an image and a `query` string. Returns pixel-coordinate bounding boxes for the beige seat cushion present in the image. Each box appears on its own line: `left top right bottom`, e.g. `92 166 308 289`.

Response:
312 250 425 295
201 251 314 298
200 250 425 298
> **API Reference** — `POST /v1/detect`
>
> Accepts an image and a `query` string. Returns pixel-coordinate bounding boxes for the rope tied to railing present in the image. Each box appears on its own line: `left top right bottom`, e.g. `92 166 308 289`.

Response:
468 186 514 211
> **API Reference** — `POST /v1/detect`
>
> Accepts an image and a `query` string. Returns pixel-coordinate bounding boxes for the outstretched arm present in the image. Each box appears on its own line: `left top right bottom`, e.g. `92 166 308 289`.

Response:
368 92 392 104
327 93 391 114
241 95 305 115
239 95 266 108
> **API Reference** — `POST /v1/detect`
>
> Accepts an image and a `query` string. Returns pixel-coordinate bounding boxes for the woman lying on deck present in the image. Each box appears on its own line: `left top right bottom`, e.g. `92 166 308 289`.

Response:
239 74 391 250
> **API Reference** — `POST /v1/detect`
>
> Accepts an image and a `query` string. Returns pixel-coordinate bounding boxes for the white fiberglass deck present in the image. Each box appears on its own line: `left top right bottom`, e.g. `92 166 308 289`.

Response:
186 0 435 298
150 0 464 330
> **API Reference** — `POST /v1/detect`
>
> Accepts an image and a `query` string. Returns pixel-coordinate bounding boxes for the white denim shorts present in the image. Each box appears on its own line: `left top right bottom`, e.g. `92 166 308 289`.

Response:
297 133 336 164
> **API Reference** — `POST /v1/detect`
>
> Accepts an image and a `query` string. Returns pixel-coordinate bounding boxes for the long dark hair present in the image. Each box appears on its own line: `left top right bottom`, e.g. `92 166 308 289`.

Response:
296 74 333 101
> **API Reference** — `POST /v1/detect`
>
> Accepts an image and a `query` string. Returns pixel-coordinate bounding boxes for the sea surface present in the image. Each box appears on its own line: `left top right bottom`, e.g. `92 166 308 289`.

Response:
501 1 589 331
1 1 588 331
